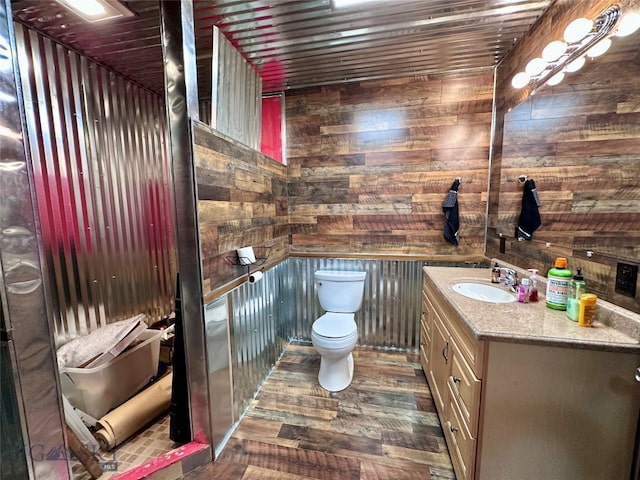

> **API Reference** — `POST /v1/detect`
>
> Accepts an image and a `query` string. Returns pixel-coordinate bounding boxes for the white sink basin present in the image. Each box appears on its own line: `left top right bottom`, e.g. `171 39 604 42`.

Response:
452 282 516 303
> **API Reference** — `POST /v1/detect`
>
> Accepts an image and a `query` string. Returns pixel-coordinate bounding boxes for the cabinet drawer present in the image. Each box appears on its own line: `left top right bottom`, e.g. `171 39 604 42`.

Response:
444 393 476 480
448 339 481 436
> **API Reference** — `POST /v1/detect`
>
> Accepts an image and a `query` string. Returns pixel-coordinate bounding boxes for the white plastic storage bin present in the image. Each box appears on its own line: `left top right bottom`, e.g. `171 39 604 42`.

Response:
60 329 163 419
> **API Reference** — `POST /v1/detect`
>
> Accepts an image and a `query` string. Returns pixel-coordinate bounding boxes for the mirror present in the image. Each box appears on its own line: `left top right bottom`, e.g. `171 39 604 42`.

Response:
490 29 639 312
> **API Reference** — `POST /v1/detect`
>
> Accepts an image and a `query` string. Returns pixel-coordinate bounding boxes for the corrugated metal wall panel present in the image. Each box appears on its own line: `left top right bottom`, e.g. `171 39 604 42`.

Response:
291 257 424 350
226 257 486 421
14 24 175 345
229 261 295 419
210 26 261 150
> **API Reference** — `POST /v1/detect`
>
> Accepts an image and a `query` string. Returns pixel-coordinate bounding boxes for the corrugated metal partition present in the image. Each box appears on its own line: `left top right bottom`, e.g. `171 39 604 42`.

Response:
229 260 295 419
225 257 426 423
291 257 425 350
226 257 486 421
14 24 175 344
210 26 261 150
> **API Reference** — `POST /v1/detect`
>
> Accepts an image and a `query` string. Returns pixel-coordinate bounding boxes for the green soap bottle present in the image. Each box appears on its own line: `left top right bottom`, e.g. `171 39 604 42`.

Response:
546 257 572 310
566 268 586 321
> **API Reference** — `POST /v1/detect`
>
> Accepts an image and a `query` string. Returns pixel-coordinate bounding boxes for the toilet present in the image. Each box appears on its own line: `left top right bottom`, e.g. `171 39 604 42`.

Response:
311 270 366 392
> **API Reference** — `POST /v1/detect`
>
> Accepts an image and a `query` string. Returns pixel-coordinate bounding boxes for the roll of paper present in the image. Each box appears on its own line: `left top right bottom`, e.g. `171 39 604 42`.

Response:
249 271 263 283
236 246 256 265
94 372 173 451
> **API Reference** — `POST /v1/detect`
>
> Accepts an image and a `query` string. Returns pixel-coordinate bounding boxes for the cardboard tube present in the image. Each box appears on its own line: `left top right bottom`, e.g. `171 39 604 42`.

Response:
95 373 172 451
249 270 263 283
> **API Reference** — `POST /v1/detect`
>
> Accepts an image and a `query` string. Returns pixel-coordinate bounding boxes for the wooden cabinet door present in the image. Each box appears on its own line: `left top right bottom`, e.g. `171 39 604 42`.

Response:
429 311 451 415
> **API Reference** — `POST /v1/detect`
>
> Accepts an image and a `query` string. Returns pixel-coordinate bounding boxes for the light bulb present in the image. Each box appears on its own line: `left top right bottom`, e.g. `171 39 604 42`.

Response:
564 18 593 43
525 58 547 76
547 72 565 86
542 40 568 62
586 38 611 57
565 56 586 73
615 12 640 37
511 72 530 89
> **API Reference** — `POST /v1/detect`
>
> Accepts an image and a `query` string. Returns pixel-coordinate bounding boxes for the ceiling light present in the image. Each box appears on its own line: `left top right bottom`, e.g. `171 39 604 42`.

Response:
511 72 530 89
586 37 612 57
542 40 568 62
66 0 105 16
56 0 134 23
564 18 593 43
565 56 586 73
525 58 547 76
547 72 565 86
615 12 640 36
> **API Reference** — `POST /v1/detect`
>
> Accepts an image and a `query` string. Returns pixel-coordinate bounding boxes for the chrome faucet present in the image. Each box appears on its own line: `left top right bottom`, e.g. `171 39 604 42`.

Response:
503 269 518 289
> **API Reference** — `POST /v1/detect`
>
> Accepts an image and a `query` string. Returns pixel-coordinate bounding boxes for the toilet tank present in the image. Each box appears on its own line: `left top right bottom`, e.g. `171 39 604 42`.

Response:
315 270 366 313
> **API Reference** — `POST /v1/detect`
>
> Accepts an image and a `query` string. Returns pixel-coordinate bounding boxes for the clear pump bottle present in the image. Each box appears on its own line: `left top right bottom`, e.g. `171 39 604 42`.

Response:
567 268 586 322
527 269 539 302
518 278 530 303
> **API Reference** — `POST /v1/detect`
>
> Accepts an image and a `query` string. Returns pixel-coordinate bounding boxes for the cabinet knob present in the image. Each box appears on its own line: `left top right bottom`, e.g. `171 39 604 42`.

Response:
636 367 640 382
450 424 458 433
453 376 461 384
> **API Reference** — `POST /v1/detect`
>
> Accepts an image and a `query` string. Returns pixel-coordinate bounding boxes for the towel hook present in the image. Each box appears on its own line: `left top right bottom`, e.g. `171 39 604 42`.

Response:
518 175 527 184
455 176 462 182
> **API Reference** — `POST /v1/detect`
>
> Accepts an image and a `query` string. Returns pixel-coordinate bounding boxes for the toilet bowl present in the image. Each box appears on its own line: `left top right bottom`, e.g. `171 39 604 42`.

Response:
311 270 366 392
311 312 358 392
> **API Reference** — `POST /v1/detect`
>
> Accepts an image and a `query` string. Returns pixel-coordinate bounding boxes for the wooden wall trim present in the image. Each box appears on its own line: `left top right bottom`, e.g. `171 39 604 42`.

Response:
291 252 487 263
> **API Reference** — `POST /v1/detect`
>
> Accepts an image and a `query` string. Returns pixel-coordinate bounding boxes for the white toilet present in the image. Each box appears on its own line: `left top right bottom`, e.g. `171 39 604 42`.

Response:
311 270 366 392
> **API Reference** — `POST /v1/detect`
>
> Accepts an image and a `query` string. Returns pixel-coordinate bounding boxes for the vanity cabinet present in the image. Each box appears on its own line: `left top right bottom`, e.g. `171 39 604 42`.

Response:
420 271 640 480
421 277 484 479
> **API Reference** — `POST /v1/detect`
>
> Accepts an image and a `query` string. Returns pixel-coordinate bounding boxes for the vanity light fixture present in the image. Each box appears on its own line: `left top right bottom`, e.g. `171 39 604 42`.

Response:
511 5 634 93
55 0 134 23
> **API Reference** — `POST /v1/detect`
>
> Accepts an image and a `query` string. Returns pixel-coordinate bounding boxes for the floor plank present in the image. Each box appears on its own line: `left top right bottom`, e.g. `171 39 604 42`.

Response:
181 344 455 480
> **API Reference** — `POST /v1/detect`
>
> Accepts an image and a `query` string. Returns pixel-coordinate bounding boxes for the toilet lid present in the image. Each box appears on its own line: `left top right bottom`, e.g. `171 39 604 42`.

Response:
313 312 357 338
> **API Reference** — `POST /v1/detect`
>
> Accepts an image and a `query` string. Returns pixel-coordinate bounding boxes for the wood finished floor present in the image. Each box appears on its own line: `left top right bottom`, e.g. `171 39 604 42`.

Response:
182 343 455 480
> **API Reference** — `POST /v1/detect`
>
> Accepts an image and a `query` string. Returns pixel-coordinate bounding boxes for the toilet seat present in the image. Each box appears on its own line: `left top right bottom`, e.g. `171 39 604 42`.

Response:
312 313 358 350
312 312 356 338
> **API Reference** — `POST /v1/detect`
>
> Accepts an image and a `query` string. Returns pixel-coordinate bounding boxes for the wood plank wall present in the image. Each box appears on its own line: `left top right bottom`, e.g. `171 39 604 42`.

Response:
488 0 640 312
285 73 494 257
193 121 289 298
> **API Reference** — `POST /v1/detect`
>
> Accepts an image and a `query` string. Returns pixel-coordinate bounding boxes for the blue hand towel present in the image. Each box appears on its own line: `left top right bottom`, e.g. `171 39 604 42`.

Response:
443 179 460 246
516 179 541 241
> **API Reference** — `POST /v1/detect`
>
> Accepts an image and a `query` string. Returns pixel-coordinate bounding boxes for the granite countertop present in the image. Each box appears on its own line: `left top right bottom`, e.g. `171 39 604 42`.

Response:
423 265 640 353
